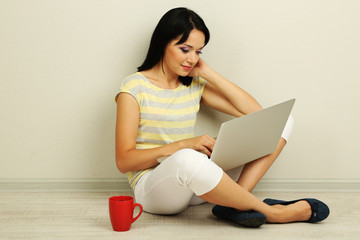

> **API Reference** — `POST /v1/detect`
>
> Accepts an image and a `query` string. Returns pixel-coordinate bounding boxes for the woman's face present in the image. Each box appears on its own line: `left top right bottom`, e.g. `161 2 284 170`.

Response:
162 29 205 77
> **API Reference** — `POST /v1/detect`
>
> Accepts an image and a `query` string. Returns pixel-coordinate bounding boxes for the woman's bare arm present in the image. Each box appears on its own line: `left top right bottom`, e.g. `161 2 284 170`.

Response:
115 93 215 173
191 59 262 117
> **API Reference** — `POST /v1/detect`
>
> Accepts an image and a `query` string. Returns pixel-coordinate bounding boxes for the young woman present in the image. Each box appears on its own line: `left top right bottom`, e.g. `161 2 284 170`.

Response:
115 7 329 227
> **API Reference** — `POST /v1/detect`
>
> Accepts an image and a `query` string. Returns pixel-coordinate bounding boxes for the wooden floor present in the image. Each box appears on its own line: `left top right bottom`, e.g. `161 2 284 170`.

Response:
0 192 359 240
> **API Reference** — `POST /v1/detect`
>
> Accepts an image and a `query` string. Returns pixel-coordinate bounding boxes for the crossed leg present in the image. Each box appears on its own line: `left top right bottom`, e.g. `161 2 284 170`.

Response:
237 138 286 192
200 138 312 223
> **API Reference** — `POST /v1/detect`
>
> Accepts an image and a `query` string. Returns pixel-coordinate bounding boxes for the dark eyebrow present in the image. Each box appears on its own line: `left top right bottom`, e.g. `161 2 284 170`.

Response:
183 44 193 48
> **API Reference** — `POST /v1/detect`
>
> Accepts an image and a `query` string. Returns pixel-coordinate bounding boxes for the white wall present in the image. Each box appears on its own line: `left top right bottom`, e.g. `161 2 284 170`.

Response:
1 0 359 185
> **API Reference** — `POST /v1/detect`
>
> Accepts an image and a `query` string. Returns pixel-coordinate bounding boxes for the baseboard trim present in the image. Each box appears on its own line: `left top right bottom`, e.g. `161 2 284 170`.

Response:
0 178 359 193
253 178 360 192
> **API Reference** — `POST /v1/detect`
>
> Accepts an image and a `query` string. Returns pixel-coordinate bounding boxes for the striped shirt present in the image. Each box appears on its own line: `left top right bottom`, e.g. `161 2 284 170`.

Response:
116 72 207 188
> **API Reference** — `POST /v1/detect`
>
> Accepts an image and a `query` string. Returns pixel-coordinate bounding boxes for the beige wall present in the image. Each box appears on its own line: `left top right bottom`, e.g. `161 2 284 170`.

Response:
1 0 359 183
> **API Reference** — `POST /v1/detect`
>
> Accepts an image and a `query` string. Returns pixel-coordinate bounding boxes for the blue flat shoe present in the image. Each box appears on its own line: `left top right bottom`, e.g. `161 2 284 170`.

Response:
263 198 330 223
212 205 267 228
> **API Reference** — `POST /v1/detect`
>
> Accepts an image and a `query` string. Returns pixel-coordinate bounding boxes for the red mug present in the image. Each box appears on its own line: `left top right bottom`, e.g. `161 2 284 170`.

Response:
109 196 143 231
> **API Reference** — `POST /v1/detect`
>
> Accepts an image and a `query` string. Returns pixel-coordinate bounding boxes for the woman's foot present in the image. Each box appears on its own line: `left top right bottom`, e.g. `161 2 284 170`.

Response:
264 198 330 223
212 205 267 228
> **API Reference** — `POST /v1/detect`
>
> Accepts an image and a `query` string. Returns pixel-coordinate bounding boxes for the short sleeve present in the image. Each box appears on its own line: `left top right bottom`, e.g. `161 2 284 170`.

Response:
198 77 207 96
114 74 142 105
191 76 207 98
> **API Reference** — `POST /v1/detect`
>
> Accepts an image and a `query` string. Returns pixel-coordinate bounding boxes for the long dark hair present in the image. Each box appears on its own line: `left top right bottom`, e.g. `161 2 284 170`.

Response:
138 7 210 86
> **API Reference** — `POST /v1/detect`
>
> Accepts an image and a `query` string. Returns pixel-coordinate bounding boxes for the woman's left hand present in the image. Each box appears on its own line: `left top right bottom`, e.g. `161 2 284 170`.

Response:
188 58 211 79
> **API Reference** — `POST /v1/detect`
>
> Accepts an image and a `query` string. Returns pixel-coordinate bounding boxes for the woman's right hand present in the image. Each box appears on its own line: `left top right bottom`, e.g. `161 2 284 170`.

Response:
179 135 216 157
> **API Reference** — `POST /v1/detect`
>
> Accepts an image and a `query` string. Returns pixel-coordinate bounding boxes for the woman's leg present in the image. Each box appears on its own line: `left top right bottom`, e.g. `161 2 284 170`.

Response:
134 149 223 215
200 172 312 223
199 115 312 223
135 148 311 223
237 138 286 192
134 170 193 215
237 115 294 192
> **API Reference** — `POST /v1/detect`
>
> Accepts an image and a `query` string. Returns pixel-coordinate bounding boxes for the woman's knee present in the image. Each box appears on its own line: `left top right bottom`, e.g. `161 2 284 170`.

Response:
164 149 208 172
281 114 294 142
162 148 223 195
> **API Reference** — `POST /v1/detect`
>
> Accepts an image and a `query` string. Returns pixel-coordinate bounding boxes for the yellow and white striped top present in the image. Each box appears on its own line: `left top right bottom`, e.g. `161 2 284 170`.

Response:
116 72 206 188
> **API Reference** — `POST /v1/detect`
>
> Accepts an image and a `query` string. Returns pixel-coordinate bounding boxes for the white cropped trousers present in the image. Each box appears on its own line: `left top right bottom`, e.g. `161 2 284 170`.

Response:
134 115 294 215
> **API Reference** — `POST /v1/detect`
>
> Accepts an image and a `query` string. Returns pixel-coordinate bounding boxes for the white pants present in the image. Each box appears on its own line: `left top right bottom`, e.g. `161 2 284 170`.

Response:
134 115 294 215
134 149 223 214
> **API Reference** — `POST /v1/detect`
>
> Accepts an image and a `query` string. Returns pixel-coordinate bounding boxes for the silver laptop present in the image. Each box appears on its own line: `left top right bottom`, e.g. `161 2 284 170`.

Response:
210 99 295 171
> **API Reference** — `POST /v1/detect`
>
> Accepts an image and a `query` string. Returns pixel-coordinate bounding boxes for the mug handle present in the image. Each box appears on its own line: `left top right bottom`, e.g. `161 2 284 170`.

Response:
132 203 143 223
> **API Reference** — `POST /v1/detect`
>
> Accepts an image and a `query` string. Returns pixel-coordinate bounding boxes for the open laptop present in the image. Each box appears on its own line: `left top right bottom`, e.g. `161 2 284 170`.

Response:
210 99 295 171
